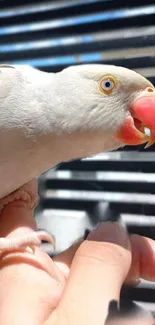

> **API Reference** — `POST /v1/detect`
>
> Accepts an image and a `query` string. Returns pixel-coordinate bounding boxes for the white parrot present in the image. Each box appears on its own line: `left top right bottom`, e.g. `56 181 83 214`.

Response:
0 63 154 252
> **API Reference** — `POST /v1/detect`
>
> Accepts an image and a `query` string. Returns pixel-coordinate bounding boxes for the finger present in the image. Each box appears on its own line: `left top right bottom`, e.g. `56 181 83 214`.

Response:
53 231 90 278
54 227 155 284
0 176 66 283
127 234 155 283
53 240 82 278
0 179 66 325
0 247 64 325
47 223 132 325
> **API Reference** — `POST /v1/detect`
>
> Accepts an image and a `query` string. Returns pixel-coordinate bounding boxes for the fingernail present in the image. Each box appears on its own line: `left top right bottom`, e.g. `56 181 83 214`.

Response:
87 222 129 248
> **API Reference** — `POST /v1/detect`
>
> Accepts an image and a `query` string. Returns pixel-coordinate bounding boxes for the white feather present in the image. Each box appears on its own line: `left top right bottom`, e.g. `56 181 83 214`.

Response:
0 64 153 198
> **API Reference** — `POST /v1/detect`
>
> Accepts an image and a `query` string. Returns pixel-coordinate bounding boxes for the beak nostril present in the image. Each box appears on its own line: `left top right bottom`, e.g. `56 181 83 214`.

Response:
146 87 154 93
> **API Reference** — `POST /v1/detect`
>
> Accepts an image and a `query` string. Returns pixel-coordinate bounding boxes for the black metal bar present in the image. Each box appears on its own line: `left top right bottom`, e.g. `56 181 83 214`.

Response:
57 160 155 173
45 178 155 194
0 9 154 43
0 33 154 61
41 197 155 215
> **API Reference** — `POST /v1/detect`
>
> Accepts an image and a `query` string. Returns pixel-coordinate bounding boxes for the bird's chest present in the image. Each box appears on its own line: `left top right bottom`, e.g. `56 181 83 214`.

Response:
0 128 39 199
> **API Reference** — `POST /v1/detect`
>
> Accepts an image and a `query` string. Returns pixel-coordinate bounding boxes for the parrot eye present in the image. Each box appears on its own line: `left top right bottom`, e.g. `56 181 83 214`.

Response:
99 76 117 95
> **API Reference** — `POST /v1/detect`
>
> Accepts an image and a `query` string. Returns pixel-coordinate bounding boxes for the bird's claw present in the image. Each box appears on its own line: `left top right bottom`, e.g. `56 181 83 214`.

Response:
0 230 55 255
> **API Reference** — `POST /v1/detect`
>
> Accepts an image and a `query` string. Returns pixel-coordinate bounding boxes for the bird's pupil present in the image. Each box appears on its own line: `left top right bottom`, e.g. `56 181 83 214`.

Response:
105 81 111 88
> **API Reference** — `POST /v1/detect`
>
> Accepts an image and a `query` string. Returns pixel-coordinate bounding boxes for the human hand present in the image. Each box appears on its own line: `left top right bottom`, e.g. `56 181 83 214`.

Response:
0 182 154 325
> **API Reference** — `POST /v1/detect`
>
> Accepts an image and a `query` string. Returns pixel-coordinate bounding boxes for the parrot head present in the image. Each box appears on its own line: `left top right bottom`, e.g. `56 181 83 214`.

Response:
55 64 155 152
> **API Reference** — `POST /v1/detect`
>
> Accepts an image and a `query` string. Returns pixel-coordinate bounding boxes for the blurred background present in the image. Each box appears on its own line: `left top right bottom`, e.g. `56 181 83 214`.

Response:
0 0 155 316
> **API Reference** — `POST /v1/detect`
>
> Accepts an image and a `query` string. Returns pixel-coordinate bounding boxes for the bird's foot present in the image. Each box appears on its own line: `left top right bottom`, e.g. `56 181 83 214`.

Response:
0 230 55 254
0 179 55 255
0 179 39 214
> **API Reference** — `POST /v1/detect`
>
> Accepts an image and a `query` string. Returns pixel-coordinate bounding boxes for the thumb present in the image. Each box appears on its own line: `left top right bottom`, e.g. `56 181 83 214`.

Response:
48 223 132 325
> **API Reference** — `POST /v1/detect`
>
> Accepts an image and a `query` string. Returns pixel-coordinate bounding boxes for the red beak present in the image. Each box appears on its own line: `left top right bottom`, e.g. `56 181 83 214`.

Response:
115 87 155 148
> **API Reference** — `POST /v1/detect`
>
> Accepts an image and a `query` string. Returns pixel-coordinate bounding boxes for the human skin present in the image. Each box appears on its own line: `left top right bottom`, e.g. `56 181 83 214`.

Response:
0 180 154 325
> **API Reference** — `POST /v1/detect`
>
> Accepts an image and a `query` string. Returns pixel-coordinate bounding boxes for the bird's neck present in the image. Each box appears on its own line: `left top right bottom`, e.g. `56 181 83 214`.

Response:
0 120 120 200
34 129 121 172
